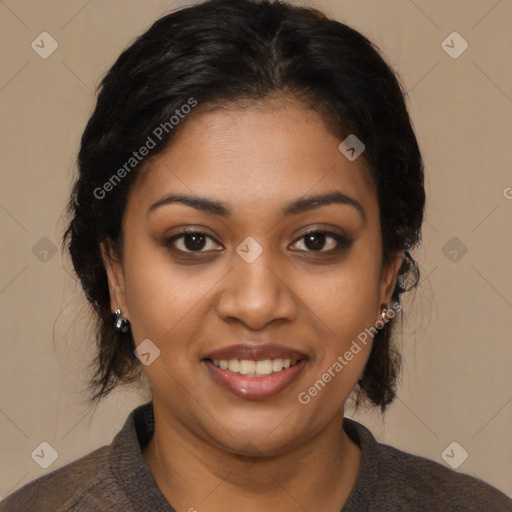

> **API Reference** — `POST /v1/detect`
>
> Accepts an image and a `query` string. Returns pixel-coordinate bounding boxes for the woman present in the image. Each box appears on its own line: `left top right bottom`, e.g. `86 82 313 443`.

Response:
2 0 510 510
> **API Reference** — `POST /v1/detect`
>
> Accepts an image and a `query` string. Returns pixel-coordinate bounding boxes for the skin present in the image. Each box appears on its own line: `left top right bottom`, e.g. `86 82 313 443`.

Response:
102 96 403 512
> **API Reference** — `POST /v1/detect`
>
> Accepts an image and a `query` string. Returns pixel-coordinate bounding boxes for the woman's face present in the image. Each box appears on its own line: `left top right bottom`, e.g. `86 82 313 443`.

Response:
103 97 402 455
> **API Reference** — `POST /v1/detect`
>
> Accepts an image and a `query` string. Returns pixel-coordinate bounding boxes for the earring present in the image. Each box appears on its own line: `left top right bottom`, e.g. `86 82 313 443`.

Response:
380 304 389 323
113 308 130 332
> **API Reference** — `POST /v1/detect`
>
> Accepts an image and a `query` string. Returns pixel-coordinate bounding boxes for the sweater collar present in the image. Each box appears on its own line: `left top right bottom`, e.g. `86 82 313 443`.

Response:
341 416 382 511
110 401 381 512
110 401 175 511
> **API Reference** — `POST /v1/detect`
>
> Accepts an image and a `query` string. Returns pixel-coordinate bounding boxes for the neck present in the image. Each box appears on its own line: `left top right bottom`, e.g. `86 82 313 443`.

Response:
143 399 361 512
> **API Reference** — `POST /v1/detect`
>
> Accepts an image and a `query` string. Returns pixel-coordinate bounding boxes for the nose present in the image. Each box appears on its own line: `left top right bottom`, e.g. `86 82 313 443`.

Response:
215 247 298 330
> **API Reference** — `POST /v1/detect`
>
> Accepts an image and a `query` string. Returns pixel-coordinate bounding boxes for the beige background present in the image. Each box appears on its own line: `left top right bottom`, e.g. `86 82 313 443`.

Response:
1 0 511 501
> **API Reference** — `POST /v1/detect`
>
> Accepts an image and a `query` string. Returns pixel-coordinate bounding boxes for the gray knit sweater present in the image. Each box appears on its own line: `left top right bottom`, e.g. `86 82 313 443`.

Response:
1 401 510 511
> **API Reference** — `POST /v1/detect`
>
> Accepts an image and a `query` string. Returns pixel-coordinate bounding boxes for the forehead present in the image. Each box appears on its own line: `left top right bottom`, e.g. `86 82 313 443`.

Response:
128 98 377 218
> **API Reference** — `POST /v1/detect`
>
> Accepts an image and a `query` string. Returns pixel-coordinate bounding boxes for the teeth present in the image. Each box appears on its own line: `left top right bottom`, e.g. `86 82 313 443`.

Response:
255 360 273 375
210 358 299 376
272 358 284 372
228 359 240 372
239 360 256 374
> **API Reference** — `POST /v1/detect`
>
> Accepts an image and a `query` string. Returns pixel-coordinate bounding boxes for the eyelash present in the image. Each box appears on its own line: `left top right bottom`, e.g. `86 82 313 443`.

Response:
164 228 352 255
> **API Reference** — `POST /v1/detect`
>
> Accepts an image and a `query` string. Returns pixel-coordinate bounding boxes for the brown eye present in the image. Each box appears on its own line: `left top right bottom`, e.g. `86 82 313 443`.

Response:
291 230 352 253
164 230 222 253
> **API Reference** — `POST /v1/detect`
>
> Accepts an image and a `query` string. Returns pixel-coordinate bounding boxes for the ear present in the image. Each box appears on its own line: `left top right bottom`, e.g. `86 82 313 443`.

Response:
101 240 130 320
377 251 404 317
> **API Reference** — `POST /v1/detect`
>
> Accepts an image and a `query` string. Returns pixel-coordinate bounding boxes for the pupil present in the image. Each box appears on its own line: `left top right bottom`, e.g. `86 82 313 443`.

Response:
305 233 325 251
185 233 206 251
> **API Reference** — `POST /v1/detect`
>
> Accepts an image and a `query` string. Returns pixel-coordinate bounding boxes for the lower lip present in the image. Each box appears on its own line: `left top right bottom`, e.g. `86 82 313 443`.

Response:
203 359 307 400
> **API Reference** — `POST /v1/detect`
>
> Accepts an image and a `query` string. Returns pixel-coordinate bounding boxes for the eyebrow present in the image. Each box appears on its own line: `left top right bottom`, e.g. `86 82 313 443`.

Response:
147 191 367 224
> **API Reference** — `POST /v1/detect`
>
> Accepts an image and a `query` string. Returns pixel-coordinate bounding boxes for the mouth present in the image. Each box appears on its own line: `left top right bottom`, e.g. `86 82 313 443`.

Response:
206 357 302 376
201 343 308 400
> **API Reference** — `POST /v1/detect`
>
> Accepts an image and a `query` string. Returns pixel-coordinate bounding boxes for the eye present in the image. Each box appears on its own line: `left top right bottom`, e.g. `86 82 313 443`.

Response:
164 229 222 253
290 230 351 253
164 228 351 255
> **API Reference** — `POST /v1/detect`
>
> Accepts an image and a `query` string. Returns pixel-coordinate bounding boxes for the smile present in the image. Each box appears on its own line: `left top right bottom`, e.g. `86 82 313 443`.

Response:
209 357 300 376
203 358 307 400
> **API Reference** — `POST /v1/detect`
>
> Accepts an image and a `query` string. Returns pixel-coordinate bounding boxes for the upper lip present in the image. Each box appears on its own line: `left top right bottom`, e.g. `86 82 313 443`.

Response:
202 343 308 362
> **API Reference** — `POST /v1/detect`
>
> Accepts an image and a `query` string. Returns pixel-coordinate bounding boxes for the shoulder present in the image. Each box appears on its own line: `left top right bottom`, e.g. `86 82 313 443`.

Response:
0 445 112 512
0 402 158 512
343 418 512 512
378 443 512 511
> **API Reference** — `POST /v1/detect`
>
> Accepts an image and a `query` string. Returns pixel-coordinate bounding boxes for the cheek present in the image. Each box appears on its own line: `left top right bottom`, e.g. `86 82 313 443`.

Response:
293 267 380 410
122 236 224 355
292 254 383 409
300 254 381 345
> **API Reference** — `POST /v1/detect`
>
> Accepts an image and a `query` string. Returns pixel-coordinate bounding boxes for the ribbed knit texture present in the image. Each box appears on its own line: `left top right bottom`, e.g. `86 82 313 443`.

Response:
1 401 510 511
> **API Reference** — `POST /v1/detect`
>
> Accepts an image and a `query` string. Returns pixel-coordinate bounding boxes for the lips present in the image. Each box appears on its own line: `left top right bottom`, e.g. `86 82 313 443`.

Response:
201 343 309 400
202 343 308 362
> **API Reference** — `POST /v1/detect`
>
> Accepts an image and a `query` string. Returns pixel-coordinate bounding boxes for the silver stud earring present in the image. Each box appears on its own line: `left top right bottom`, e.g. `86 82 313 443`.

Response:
113 308 129 332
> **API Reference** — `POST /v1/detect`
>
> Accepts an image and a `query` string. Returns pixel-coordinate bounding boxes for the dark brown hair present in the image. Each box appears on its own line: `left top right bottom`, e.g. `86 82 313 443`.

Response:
63 0 424 412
